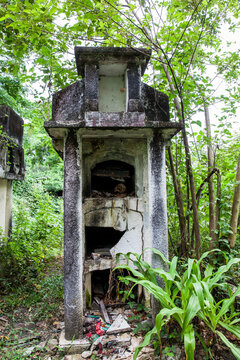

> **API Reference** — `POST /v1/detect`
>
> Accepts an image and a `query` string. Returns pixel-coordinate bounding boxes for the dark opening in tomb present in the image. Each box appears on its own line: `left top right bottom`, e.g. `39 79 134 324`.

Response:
92 269 110 299
91 160 135 197
91 268 139 305
85 226 125 257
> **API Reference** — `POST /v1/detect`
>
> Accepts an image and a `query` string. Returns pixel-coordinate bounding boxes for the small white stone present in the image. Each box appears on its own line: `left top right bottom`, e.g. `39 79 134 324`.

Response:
81 350 92 358
47 338 58 350
24 346 35 355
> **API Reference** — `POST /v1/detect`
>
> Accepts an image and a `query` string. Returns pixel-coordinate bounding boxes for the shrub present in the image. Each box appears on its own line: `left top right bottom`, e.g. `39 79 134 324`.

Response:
116 249 240 360
0 182 63 287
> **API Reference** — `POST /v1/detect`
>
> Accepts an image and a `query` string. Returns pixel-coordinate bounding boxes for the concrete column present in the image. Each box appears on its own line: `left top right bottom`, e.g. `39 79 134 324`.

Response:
85 64 98 111
64 130 83 340
148 130 168 317
127 64 143 112
0 179 12 237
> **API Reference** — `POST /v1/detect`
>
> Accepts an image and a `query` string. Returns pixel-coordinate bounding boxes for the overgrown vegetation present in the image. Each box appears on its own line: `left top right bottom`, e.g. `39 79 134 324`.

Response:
116 249 240 359
0 182 63 287
0 0 240 358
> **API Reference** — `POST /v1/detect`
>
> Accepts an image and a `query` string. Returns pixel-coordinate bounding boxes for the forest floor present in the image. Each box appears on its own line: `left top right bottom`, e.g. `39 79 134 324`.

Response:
0 257 238 360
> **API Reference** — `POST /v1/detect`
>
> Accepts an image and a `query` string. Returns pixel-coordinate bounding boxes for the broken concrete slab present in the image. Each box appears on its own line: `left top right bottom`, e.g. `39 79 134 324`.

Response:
59 330 91 354
130 335 144 351
106 314 131 334
116 332 131 346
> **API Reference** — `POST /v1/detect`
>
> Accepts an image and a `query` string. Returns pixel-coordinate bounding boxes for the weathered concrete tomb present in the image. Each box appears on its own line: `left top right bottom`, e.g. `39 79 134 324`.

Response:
0 105 25 237
44 47 182 341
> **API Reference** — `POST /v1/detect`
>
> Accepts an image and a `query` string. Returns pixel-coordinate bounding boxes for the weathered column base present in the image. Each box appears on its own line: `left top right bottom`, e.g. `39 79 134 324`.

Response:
59 331 91 354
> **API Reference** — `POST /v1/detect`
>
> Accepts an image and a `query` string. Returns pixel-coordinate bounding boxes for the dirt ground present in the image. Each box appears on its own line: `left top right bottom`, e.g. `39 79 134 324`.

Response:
0 257 238 360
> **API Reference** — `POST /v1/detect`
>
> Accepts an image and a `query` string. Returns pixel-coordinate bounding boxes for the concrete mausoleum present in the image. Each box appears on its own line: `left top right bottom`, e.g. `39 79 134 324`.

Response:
0 105 25 237
44 47 182 341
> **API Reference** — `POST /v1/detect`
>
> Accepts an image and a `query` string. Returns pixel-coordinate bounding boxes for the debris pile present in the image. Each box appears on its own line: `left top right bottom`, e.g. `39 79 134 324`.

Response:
71 304 155 360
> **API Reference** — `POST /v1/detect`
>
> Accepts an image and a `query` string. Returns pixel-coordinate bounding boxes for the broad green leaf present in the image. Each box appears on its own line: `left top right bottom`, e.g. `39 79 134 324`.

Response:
133 326 157 360
216 330 240 359
209 258 240 289
184 325 195 360
182 294 201 331
219 321 240 339
216 286 240 323
187 258 195 279
193 282 204 310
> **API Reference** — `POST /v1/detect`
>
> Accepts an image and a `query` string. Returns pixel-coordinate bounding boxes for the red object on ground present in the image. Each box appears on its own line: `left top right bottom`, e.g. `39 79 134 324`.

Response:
96 321 105 336
86 333 92 338
98 343 103 354
96 329 105 336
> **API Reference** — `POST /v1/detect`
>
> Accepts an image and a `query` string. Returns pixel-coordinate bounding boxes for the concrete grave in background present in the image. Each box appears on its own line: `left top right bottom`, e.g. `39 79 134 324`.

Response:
44 47 183 341
0 105 25 237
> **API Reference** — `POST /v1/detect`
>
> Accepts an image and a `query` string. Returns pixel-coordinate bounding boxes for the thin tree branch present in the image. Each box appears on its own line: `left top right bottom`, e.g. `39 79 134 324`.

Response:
169 0 205 62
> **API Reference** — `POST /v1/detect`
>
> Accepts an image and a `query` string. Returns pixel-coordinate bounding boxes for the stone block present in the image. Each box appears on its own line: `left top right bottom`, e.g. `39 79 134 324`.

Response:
59 331 91 354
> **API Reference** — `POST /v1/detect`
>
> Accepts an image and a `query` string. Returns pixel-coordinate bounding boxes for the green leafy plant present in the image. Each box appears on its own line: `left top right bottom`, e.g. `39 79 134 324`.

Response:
116 249 240 360
0 182 63 288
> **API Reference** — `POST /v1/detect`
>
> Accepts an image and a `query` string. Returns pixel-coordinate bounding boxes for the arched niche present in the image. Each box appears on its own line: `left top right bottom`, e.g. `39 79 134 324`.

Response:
91 160 135 197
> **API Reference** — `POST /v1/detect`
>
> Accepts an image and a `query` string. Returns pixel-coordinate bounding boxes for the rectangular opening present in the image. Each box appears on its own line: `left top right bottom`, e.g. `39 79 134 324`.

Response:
85 226 125 258
98 75 126 112
89 268 139 305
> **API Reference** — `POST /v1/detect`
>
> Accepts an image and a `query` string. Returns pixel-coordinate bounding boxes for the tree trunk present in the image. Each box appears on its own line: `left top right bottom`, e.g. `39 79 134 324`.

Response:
159 53 201 258
187 177 191 246
182 126 201 258
204 103 216 250
216 170 221 244
228 153 240 248
168 147 187 255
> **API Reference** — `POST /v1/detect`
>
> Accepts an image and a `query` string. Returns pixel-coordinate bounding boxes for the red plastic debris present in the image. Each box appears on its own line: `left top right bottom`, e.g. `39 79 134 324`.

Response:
96 329 105 336
96 321 101 331
86 333 92 338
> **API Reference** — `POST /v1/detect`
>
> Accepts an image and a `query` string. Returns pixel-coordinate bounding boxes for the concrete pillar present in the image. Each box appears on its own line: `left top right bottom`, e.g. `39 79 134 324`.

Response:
84 64 98 111
64 130 84 340
148 130 168 317
0 179 12 237
127 64 142 112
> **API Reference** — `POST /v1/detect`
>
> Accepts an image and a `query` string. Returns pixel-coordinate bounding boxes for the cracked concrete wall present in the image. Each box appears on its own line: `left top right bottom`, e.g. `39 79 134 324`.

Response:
84 198 144 260
82 136 149 310
82 137 147 265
